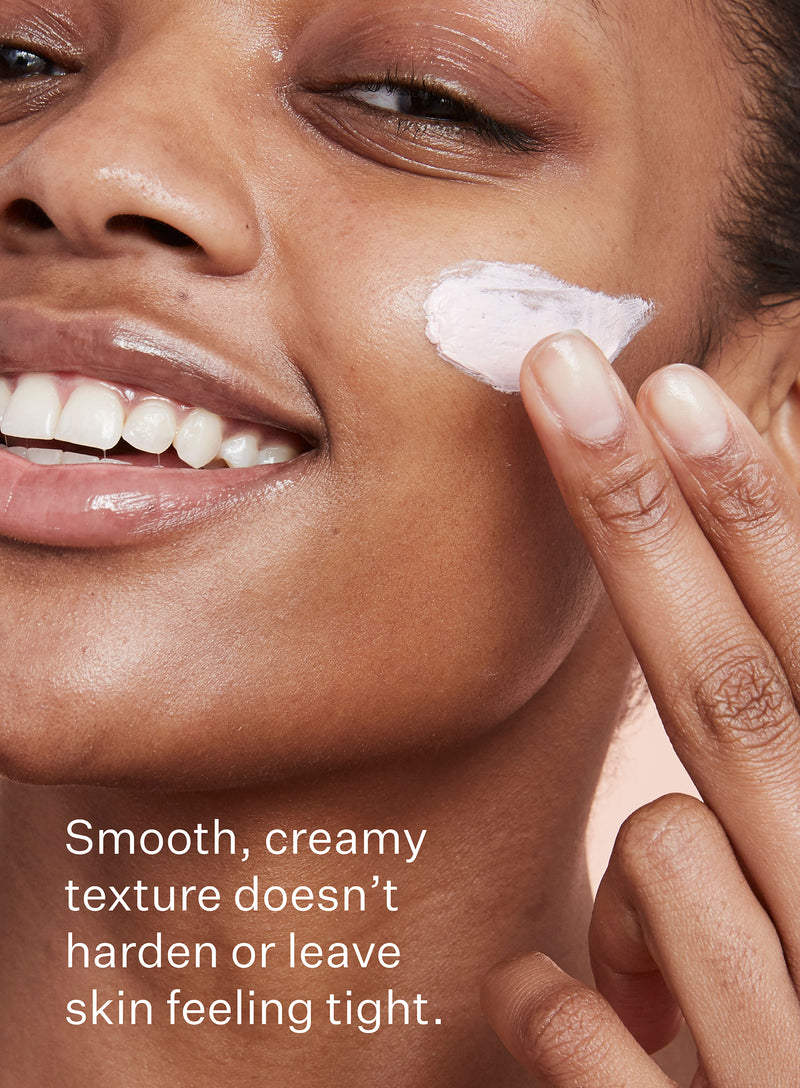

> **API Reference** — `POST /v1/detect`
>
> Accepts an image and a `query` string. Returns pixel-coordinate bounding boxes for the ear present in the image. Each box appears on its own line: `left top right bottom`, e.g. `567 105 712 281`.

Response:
703 299 800 491
766 377 800 491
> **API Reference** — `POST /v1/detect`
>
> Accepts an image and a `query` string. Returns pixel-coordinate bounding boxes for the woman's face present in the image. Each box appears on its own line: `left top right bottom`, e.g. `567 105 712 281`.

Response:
0 0 743 787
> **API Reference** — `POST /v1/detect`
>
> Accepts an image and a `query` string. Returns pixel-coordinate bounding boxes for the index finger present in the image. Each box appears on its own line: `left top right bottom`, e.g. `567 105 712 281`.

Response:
520 332 800 973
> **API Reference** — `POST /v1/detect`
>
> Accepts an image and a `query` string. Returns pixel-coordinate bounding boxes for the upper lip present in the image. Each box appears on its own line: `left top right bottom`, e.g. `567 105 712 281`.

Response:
0 303 322 444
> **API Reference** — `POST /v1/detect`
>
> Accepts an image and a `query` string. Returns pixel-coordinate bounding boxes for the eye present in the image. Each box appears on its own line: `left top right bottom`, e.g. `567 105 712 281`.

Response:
292 61 556 182
0 44 69 80
341 75 537 154
349 82 483 125
0 40 78 123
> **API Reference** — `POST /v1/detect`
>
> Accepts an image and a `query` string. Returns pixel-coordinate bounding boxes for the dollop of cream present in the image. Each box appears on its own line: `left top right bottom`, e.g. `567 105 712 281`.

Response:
424 261 655 393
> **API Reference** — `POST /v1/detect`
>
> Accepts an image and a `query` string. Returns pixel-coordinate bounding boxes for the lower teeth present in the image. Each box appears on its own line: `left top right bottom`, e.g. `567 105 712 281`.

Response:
9 447 132 466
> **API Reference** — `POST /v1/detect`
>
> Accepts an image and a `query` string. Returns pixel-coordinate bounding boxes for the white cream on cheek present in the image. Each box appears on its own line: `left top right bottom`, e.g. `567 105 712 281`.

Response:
424 261 656 393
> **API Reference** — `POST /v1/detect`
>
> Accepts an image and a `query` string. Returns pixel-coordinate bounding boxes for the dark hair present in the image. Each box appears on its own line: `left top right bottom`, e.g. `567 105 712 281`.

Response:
715 1 800 307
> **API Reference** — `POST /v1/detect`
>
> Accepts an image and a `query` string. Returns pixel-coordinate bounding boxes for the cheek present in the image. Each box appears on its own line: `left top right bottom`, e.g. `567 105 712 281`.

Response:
0 445 600 791
0 185 610 789
0 274 602 791
177 225 604 782
180 420 604 787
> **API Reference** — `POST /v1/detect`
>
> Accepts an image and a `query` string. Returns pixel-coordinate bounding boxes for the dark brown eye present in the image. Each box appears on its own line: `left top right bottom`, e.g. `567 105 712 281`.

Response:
0 45 68 80
339 77 542 156
349 83 478 125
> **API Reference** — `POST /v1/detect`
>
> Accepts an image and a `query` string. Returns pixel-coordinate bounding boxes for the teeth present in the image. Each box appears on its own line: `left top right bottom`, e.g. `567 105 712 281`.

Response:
0 372 307 470
26 448 65 465
174 409 224 469
9 447 122 465
62 451 102 464
0 379 11 423
55 382 125 451
259 443 301 465
220 433 260 469
2 375 62 440
122 399 177 455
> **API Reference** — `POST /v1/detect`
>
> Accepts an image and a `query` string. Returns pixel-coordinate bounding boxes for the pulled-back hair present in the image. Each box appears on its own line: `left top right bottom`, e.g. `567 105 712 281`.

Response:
716 2 800 306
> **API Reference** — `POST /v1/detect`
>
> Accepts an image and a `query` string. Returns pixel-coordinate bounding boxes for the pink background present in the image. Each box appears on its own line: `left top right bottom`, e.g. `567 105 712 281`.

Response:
586 695 699 892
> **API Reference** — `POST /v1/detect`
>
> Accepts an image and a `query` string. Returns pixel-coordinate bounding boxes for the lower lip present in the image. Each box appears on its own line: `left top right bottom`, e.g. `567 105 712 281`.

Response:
0 448 300 548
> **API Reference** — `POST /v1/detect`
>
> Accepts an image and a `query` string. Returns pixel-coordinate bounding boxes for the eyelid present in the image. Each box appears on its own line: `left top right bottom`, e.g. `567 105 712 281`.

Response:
0 7 89 68
0 30 83 124
303 67 554 154
290 93 552 185
356 97 543 157
291 13 564 125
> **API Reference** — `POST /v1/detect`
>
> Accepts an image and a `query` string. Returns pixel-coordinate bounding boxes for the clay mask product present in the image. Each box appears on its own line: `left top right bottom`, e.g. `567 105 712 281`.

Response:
424 261 655 393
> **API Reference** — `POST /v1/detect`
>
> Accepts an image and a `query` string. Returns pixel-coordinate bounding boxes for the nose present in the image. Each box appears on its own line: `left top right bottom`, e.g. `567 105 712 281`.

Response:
0 56 261 276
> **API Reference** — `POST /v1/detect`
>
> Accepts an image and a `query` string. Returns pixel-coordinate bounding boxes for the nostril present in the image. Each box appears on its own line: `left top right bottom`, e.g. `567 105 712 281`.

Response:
106 215 199 250
5 199 55 231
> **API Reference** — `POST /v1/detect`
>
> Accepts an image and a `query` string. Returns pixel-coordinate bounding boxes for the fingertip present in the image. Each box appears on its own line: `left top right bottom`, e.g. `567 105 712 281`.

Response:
521 330 603 384
482 952 645 1082
638 365 732 458
480 952 569 1058
481 951 558 1012
520 331 625 444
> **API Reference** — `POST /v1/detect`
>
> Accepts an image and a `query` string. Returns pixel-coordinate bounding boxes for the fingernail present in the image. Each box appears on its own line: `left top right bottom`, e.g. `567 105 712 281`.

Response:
526 332 624 442
647 366 731 456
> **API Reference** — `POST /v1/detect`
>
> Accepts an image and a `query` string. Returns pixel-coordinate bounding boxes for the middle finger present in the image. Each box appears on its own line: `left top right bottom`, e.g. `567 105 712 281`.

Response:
520 333 800 973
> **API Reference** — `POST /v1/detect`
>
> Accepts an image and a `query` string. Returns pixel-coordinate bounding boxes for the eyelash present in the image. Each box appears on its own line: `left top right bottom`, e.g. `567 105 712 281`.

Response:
340 69 541 155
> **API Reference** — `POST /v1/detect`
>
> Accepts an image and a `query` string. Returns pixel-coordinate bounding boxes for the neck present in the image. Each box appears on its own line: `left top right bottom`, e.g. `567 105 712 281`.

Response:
0 620 632 1088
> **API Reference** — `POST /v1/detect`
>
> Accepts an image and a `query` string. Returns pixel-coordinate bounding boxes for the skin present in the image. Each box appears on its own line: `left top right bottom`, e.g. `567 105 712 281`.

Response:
484 332 800 1085
0 0 797 1085
0 0 736 786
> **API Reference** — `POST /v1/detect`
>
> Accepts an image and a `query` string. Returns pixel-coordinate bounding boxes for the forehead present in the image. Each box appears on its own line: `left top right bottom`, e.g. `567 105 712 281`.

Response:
82 0 714 37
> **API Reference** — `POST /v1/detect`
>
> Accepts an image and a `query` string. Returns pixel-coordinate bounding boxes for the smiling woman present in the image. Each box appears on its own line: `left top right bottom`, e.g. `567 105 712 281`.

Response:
0 1 799 1086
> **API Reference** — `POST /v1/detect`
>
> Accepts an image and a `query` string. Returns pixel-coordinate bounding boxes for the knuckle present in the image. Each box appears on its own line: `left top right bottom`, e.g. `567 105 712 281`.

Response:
690 645 797 758
520 984 615 1078
703 454 785 529
579 454 678 545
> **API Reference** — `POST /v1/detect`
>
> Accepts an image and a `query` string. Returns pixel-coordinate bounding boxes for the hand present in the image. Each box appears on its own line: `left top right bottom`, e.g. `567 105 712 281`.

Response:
482 332 800 1085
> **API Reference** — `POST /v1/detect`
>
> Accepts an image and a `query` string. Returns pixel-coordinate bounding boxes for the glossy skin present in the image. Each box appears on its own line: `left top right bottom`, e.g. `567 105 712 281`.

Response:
0 0 738 787
1 2 800 1087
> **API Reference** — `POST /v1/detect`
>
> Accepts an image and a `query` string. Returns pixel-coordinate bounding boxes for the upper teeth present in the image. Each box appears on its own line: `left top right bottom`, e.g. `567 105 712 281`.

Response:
0 374 306 469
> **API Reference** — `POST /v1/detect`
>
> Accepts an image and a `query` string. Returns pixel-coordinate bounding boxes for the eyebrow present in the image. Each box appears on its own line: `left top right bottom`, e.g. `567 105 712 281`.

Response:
552 0 613 29
581 0 612 22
